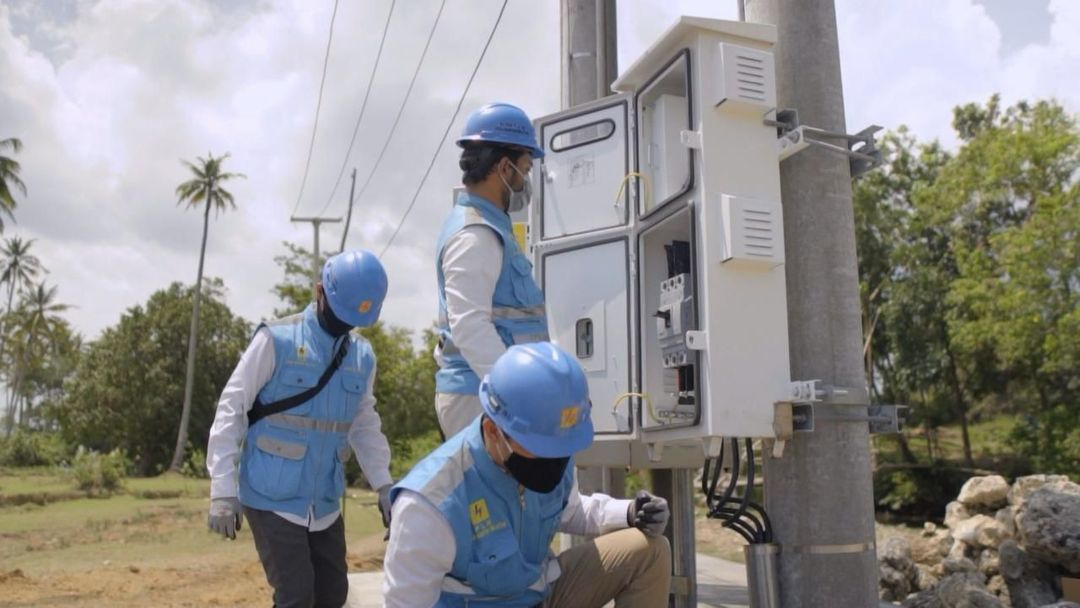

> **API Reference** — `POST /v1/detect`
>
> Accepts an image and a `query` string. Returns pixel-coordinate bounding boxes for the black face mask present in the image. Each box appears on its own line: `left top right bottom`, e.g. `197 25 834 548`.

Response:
496 430 569 493
316 297 353 338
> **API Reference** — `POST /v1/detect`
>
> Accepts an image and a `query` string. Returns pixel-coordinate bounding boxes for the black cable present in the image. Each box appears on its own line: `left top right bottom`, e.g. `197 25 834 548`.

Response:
701 437 774 544
291 0 341 217
732 437 755 533
378 0 509 259
330 0 448 224
319 0 397 215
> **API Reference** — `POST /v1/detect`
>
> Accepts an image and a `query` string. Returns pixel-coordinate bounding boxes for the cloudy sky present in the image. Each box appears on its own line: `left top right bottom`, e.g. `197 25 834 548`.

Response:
0 0 1076 345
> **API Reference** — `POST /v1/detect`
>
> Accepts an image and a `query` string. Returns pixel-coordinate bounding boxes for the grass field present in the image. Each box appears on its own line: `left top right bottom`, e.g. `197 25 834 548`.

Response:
0 469 387 607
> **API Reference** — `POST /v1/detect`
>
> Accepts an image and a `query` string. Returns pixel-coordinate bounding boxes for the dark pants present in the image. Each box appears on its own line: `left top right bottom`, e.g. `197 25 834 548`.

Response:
244 507 349 608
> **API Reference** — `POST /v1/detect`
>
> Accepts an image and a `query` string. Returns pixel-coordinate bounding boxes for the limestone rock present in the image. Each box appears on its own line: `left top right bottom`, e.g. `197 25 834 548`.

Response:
978 548 1001 578
996 506 1018 538
999 540 1058 608
880 537 920 601
959 476 1011 510
1016 483 1080 574
1008 475 1070 508
937 572 1003 607
943 556 980 576
954 514 1010 549
911 528 953 565
947 500 973 529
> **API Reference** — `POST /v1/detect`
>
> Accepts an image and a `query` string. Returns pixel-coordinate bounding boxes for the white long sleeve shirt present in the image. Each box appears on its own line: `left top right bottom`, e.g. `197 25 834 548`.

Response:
206 327 393 531
436 225 507 382
382 476 633 607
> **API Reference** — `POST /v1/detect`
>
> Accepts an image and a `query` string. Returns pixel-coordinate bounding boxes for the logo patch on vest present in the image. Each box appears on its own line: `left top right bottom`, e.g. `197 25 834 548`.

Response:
297 345 307 360
469 499 490 526
560 406 580 429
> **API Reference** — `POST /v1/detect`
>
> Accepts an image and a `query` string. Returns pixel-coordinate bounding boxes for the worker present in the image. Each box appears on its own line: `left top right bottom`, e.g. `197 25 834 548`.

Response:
384 342 672 607
433 102 549 437
206 249 394 608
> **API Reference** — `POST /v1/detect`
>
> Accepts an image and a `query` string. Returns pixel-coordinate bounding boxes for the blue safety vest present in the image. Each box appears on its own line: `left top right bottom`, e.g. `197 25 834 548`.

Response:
392 418 575 607
435 192 548 395
238 304 374 520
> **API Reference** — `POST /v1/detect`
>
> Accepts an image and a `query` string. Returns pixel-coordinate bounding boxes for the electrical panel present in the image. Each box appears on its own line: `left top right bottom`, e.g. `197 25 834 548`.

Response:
529 17 790 467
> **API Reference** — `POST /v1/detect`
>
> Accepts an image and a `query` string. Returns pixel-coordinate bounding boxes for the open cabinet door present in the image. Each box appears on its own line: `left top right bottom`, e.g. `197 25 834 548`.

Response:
534 94 633 240
531 95 637 437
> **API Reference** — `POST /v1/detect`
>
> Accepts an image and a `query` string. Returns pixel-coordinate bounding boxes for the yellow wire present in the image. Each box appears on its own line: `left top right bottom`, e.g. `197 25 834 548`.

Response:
614 172 650 211
612 391 662 424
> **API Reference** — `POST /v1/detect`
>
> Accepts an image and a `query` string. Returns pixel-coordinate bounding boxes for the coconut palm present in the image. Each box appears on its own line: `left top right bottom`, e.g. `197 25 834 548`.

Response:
170 152 245 472
0 138 26 231
7 281 68 429
0 237 42 435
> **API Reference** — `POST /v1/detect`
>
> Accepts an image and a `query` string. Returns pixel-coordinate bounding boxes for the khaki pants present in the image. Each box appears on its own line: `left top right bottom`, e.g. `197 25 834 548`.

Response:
435 392 483 439
544 528 672 608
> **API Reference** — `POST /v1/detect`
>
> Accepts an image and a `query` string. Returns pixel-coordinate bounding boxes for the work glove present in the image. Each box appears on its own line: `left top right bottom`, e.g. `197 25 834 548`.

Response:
208 497 243 540
377 484 392 529
627 490 670 537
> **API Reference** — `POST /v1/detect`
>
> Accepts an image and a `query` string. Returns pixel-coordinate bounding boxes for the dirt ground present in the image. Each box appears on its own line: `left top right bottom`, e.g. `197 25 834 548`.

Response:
0 530 388 608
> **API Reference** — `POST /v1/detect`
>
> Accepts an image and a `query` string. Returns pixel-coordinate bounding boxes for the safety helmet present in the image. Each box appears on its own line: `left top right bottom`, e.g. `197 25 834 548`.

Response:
479 342 593 458
456 102 544 159
320 249 388 328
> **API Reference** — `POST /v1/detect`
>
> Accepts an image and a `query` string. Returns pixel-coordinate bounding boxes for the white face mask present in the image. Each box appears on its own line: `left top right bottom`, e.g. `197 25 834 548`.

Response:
499 161 532 213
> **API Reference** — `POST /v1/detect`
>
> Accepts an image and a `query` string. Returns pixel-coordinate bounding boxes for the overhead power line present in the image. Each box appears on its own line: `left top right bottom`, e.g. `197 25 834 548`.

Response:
378 0 509 259
326 0 448 222
319 0 398 218
290 0 341 218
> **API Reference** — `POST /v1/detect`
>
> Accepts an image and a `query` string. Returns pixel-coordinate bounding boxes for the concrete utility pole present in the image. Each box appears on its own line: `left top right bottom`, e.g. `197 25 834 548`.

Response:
291 216 342 300
742 0 880 605
561 0 617 109
561 0 625 499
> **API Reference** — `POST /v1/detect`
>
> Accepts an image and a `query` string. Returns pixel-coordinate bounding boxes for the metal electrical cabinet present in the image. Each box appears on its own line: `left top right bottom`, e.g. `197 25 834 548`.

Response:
529 17 792 467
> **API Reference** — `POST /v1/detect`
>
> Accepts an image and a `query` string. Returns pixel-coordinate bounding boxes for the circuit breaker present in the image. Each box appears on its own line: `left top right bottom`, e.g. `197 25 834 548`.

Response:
529 17 791 466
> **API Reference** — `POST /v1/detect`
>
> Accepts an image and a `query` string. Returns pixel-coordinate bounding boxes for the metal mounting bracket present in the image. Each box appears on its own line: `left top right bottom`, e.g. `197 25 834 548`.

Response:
766 108 883 177
791 403 907 434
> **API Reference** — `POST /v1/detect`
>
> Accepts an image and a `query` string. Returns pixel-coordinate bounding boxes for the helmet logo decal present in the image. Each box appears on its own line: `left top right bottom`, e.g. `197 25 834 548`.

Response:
358 300 372 314
560 406 580 429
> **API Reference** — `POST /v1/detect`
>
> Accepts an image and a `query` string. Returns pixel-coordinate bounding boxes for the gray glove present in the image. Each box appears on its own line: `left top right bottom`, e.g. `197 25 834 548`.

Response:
208 497 243 540
377 484 392 529
628 490 670 537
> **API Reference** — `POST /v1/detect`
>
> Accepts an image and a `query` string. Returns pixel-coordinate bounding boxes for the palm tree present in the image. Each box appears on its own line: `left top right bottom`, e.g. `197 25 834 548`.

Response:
7 282 68 429
0 237 41 435
0 137 26 231
169 152 245 472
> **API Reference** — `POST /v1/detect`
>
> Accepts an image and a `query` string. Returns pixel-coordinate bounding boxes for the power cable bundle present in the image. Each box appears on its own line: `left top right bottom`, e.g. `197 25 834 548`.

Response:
702 437 773 544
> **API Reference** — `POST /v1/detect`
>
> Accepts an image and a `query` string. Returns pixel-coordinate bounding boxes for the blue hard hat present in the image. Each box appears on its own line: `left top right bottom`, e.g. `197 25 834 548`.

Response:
456 102 544 159
479 342 593 458
321 249 388 328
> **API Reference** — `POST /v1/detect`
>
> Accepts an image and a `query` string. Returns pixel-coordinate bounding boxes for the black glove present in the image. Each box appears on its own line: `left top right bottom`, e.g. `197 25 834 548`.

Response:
627 490 670 537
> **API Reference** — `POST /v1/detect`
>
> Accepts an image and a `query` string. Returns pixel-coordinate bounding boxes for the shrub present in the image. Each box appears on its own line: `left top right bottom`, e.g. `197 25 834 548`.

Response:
71 447 129 495
0 430 69 467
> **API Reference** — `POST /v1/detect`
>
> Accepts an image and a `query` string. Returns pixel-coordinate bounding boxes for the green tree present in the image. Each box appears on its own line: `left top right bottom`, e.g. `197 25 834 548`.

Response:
0 237 43 435
0 137 25 230
171 152 245 472
53 281 250 475
938 98 1080 473
7 282 70 424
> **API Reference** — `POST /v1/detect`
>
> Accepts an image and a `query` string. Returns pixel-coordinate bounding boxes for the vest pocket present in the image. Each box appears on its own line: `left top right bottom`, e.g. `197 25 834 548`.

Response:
247 434 307 500
272 363 321 415
465 525 542 597
339 370 368 418
509 254 544 305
